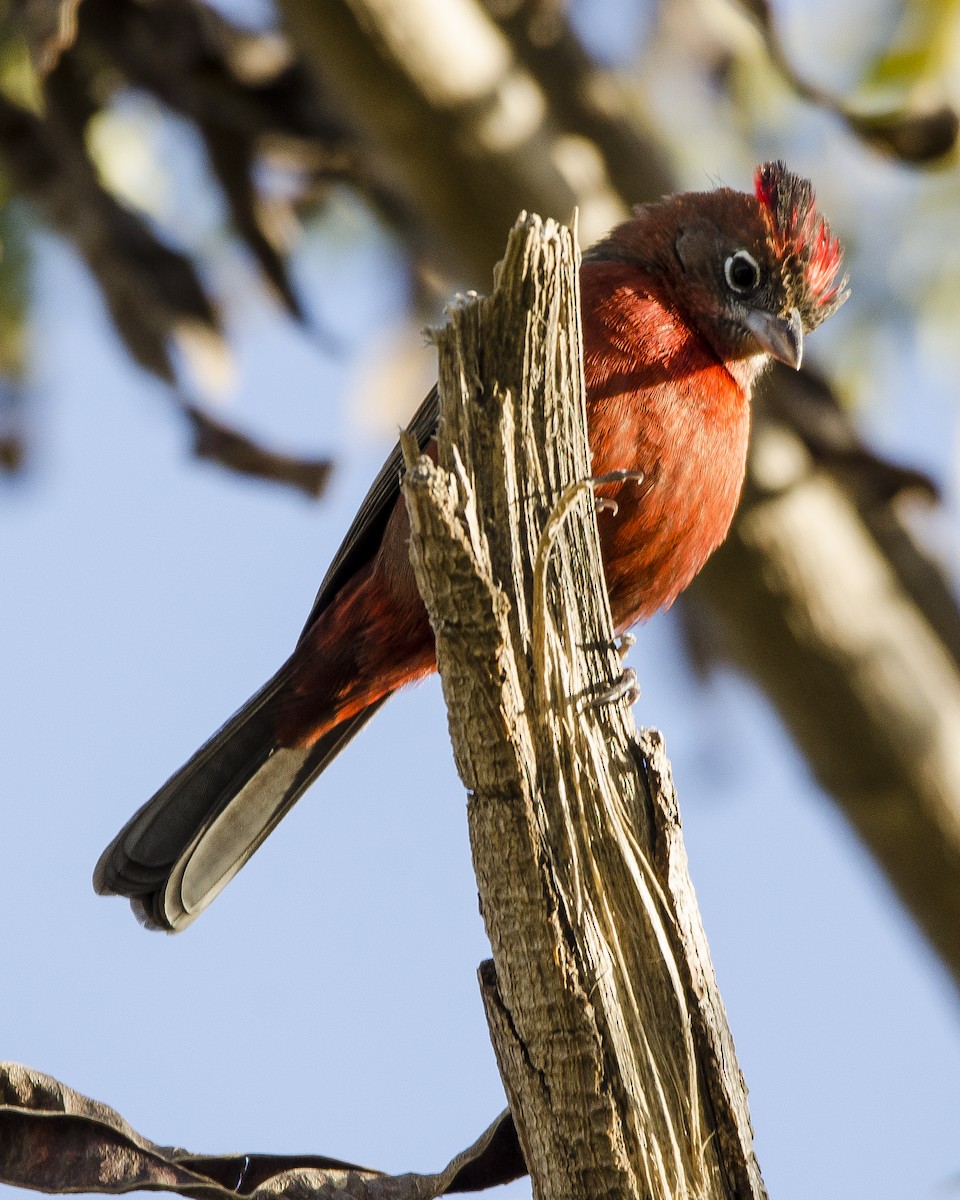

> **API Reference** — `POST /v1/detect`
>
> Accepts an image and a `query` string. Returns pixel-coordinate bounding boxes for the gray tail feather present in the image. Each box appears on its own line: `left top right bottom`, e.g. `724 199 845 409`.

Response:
93 673 387 932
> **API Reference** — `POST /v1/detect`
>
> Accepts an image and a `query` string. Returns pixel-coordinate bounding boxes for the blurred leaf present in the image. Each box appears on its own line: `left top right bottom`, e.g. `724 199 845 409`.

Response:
88 200 223 381
851 0 960 160
6 0 82 75
727 0 774 37
730 0 960 163
0 191 30 474
0 385 25 472
861 0 960 91
0 436 23 468
866 46 935 89
846 103 959 163
85 103 173 221
0 93 225 382
0 17 42 111
174 320 235 399
0 193 29 376
200 121 305 322
185 404 333 498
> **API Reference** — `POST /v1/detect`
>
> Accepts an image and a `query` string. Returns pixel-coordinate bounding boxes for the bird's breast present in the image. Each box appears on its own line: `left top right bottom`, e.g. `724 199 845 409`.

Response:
581 292 751 628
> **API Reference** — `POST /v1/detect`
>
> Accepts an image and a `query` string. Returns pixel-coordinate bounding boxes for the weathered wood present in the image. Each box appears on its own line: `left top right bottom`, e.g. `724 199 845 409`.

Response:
401 214 765 1200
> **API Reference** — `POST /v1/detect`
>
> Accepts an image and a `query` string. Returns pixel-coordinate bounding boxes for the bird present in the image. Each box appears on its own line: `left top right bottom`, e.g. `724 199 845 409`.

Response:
94 160 847 932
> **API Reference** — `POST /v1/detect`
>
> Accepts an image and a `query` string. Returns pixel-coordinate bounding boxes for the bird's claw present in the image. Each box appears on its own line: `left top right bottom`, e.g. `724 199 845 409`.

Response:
593 666 640 708
593 469 644 519
614 632 636 660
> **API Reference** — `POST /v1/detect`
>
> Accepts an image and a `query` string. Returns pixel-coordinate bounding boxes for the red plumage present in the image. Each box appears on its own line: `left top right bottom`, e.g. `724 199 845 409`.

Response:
95 161 847 930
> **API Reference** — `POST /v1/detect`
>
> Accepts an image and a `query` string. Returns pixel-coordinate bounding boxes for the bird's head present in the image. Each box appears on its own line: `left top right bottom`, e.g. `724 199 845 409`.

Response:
592 161 848 381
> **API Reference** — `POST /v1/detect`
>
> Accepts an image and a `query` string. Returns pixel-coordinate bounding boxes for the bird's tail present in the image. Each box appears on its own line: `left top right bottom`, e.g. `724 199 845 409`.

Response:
93 669 385 932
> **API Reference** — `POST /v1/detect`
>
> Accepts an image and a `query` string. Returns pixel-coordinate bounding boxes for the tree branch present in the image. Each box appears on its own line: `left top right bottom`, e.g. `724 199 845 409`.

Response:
278 0 627 281
401 213 764 1200
694 405 960 983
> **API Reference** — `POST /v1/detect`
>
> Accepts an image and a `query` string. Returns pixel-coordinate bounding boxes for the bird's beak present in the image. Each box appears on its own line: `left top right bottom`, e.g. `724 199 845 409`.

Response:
744 306 803 370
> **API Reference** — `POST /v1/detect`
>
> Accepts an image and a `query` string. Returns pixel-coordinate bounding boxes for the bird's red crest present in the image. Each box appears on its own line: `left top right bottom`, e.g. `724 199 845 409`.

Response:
754 161 847 316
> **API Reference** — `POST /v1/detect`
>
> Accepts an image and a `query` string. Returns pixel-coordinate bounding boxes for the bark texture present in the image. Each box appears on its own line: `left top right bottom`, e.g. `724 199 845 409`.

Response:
401 214 765 1200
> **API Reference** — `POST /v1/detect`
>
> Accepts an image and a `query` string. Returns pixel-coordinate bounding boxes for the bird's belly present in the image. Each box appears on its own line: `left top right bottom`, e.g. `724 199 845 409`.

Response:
596 469 742 630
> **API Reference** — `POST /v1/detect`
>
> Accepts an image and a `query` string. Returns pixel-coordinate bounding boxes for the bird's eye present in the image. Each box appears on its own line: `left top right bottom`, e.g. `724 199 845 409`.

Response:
724 250 760 294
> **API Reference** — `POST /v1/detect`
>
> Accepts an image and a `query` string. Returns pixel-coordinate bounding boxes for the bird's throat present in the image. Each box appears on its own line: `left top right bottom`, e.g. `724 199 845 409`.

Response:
723 350 770 395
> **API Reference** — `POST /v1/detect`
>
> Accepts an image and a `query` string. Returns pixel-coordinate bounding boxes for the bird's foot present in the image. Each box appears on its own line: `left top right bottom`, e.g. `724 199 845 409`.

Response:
592 469 645 520
593 665 640 708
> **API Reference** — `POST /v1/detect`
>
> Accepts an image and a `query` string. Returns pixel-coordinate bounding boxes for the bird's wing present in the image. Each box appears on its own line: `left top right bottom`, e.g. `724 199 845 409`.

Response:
298 384 440 640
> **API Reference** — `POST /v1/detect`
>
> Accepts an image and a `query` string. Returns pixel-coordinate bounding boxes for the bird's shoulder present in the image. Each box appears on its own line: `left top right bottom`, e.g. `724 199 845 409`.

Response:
581 259 721 383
